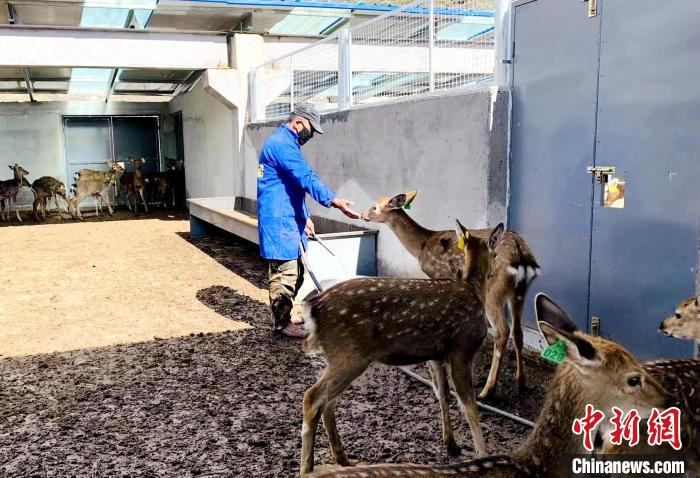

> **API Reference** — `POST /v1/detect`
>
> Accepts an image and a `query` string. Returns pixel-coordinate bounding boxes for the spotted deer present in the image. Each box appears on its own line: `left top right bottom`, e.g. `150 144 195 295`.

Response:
307 293 673 478
299 223 510 476
32 176 68 221
69 161 124 219
660 296 700 344
361 191 539 398
0 164 29 222
115 157 148 213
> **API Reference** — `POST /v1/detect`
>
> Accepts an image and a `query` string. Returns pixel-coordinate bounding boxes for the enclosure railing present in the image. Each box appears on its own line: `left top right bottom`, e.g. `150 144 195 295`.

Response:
250 0 495 122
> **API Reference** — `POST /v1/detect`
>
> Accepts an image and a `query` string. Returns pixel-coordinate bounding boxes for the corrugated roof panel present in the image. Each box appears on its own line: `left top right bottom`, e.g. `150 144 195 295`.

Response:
435 15 494 41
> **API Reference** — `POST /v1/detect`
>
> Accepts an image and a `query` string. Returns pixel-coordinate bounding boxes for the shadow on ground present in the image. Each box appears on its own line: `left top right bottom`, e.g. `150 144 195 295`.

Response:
0 207 189 228
182 231 268 290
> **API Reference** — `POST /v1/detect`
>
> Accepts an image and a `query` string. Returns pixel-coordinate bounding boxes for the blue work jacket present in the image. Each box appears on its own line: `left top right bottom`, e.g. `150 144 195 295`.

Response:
257 125 336 260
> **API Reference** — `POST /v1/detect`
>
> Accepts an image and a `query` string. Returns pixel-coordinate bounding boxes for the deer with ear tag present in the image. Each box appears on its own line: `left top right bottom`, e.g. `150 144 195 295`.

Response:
361 191 539 398
307 293 672 478
299 222 509 476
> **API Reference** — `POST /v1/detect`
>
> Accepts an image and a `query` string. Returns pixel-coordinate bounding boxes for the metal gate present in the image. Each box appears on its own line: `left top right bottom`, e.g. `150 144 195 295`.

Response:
64 116 160 206
510 0 700 359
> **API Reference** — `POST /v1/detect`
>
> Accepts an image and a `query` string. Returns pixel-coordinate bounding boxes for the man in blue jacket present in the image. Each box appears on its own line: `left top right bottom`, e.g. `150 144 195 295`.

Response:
257 104 359 338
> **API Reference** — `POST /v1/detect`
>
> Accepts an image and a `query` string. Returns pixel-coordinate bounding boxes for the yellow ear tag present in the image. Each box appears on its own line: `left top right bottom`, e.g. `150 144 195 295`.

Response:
457 235 465 250
257 164 264 178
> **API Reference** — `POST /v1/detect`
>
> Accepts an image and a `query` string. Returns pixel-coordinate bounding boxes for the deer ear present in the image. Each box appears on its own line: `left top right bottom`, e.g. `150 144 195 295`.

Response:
454 220 469 250
387 193 407 209
536 293 599 364
404 190 419 207
488 223 505 250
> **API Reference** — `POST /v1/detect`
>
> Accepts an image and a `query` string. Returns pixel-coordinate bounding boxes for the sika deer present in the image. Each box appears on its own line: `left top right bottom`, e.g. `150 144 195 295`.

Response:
660 296 700 344
115 157 148 213
299 222 505 476
32 176 68 221
361 191 539 398
0 164 29 222
307 293 672 478
69 161 124 219
148 158 183 208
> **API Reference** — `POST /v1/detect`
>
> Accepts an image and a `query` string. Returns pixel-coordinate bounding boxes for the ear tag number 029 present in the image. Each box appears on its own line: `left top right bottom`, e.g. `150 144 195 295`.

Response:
541 339 567 365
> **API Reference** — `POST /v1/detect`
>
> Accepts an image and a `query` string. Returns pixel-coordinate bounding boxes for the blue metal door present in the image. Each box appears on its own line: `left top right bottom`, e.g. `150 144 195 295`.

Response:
588 0 700 359
509 0 601 330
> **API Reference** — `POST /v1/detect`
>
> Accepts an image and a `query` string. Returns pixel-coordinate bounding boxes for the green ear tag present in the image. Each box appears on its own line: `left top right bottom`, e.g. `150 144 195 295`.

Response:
541 339 568 365
403 203 411 210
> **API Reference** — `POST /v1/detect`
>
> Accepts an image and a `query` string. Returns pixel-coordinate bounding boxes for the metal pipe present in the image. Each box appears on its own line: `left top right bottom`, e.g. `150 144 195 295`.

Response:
398 367 536 428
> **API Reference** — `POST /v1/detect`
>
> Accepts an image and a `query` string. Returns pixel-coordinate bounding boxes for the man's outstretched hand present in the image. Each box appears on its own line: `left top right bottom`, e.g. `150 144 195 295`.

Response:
331 198 360 219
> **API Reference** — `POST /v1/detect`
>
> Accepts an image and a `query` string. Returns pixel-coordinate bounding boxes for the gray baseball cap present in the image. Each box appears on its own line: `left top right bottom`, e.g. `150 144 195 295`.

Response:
292 104 324 134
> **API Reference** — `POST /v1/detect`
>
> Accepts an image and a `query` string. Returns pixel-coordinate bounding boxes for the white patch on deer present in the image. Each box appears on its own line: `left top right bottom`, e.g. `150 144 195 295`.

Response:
339 309 348 316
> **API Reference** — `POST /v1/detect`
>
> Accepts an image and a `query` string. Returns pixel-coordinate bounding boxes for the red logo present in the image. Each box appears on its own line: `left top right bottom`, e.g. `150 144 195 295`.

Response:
572 404 605 451
609 407 640 447
647 407 682 451
573 406 683 451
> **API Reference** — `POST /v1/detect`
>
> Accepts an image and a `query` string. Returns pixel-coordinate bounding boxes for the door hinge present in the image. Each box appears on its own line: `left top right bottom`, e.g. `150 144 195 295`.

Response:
582 0 597 18
587 166 616 184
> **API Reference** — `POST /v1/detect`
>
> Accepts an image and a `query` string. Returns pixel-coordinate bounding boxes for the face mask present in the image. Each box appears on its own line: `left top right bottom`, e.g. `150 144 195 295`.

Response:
297 126 314 146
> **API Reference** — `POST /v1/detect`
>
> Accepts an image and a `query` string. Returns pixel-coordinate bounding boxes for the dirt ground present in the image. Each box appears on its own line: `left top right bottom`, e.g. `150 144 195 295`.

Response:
0 214 553 477
0 209 259 357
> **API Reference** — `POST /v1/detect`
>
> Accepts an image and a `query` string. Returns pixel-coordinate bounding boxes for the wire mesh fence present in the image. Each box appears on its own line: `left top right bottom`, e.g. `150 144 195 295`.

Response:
250 0 495 122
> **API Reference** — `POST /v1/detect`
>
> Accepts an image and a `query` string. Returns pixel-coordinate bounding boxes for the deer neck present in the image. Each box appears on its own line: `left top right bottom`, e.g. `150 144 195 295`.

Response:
512 366 588 477
384 209 435 258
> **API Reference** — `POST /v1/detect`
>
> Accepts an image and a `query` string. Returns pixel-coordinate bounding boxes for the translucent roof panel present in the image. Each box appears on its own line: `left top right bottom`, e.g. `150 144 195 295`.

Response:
68 68 112 93
435 15 494 41
269 9 349 36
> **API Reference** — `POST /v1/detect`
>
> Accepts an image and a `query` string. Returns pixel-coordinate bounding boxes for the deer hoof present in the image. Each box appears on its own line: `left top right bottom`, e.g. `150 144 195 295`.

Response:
334 455 354 467
478 388 493 400
446 438 461 456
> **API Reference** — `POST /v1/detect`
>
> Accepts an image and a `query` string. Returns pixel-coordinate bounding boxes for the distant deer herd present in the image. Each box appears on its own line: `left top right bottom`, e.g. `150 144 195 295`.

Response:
0 158 184 222
301 191 699 477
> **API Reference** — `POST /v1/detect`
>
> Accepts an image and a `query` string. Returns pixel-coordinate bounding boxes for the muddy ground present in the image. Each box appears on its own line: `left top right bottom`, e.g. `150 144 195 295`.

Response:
0 220 553 477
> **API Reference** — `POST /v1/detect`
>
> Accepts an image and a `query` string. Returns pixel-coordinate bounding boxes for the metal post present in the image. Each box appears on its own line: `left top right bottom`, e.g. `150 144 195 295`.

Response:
289 57 295 111
338 30 353 110
428 0 435 93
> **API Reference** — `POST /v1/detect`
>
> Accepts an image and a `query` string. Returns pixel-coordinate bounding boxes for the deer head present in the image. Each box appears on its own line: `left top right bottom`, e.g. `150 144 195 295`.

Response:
360 190 419 222
8 163 28 179
108 161 126 173
455 220 504 288
660 296 700 343
536 294 669 420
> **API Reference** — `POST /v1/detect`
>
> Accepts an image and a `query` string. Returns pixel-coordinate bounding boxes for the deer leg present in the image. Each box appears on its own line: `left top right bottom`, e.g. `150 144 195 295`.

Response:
509 296 526 389
14 196 21 222
322 399 352 466
447 353 487 457
479 300 509 399
101 191 114 216
427 360 459 455
301 362 367 476
138 187 148 213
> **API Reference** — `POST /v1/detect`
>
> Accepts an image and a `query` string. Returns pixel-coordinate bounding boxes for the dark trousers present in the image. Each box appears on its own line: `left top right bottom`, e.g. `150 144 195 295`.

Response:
268 258 305 329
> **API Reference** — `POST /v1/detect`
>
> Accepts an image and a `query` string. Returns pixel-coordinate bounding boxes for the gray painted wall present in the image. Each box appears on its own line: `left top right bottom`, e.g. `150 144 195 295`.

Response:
169 80 238 201
0 101 167 207
242 87 509 276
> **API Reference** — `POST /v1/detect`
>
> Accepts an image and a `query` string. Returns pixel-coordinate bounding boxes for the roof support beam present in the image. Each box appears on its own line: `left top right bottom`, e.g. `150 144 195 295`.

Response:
21 67 35 102
0 26 229 70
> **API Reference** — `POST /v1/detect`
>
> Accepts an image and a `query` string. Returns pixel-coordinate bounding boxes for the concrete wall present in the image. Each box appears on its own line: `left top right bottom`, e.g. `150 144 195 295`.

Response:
169 79 239 200
0 101 167 207
242 87 509 276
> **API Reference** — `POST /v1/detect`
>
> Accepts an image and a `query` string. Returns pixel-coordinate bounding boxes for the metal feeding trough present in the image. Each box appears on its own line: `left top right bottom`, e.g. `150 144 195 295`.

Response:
187 196 377 298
